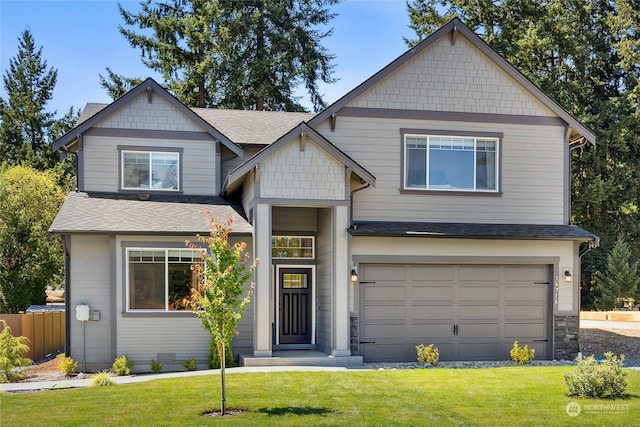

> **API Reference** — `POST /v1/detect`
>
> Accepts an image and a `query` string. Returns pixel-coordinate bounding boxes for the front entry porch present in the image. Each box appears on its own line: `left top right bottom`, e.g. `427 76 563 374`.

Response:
240 349 363 367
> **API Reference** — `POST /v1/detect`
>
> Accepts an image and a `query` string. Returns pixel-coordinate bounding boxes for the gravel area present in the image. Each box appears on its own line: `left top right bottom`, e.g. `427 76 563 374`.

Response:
15 326 640 383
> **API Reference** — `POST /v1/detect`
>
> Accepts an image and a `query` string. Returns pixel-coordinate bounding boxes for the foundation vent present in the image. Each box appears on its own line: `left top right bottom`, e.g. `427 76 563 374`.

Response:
157 353 176 363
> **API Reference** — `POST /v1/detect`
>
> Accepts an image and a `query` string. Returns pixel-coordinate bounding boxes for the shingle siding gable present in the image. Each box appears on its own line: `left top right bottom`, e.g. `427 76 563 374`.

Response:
347 35 556 118
96 94 202 132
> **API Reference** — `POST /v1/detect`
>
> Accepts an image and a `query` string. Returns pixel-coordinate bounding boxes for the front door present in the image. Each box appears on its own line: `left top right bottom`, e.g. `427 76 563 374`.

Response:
278 267 313 344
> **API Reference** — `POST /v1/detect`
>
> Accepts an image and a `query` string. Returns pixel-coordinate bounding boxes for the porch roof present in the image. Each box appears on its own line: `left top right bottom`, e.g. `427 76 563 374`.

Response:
49 192 252 235
350 221 598 242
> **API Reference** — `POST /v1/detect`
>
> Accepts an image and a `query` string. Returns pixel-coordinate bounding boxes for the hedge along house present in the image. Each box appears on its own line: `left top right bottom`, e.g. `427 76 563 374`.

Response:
50 18 597 371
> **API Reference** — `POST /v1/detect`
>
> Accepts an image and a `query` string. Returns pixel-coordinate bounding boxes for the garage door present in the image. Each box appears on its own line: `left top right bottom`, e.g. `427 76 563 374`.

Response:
358 264 550 362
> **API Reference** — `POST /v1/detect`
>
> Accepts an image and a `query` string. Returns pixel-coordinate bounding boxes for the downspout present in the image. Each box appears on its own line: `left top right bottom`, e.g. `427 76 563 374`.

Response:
349 182 370 230
61 235 71 357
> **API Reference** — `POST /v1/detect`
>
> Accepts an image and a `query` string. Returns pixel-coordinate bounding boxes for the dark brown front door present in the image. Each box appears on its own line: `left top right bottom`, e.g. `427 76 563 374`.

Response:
279 267 312 344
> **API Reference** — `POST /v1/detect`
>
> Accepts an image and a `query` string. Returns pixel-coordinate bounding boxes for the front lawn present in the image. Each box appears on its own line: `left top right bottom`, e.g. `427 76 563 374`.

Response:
2 367 639 426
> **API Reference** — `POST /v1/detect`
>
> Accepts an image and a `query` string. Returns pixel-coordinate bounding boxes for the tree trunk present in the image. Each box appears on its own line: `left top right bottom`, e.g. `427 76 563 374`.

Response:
220 340 226 415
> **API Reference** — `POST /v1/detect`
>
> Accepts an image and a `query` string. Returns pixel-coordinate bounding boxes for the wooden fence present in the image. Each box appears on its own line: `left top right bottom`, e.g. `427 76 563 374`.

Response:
0 311 65 361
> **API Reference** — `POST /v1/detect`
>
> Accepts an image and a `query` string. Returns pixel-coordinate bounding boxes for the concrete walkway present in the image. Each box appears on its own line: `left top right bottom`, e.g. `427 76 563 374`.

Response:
0 365 355 393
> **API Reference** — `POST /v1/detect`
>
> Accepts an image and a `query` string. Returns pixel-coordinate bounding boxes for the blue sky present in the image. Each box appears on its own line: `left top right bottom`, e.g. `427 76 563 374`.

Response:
0 0 415 115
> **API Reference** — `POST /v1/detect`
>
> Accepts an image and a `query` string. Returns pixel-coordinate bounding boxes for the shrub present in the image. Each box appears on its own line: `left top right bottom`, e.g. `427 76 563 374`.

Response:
510 341 535 365
150 359 163 373
59 356 78 376
112 355 134 376
565 352 627 399
90 370 115 387
0 320 32 383
416 344 439 366
182 357 197 371
208 340 234 369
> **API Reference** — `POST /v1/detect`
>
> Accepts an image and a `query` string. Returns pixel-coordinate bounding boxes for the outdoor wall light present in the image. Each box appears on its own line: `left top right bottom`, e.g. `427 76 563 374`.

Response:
564 270 572 283
351 268 358 283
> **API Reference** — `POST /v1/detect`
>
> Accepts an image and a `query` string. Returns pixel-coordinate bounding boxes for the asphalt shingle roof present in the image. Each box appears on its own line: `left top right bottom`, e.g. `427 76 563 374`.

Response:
49 192 252 235
350 221 598 241
76 103 314 145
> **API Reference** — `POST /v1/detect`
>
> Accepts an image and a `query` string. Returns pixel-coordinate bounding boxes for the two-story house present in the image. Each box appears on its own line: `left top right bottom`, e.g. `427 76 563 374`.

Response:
50 18 597 371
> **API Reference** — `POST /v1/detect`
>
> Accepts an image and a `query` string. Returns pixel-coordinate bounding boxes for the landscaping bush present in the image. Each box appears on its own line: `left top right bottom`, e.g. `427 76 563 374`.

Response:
510 341 535 365
59 356 78 376
208 340 234 369
150 359 163 373
182 357 197 371
112 355 134 376
416 344 439 366
0 319 32 382
90 370 115 387
565 352 627 399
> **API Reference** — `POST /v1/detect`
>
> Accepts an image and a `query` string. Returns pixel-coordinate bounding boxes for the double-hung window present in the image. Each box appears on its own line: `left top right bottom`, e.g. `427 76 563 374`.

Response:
127 248 203 311
404 133 499 192
121 149 180 191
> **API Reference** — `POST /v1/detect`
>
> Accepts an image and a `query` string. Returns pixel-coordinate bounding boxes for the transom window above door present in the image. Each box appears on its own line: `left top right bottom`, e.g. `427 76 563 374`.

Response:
403 132 500 193
120 148 181 191
272 236 315 259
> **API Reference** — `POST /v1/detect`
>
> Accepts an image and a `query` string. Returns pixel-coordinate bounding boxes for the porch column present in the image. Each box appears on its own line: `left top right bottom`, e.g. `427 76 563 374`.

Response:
332 205 351 357
253 202 272 357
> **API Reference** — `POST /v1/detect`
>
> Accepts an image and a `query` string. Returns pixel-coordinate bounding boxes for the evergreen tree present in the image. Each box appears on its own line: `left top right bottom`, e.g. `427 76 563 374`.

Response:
596 238 640 310
0 29 59 170
110 0 339 111
98 67 144 100
404 1 640 301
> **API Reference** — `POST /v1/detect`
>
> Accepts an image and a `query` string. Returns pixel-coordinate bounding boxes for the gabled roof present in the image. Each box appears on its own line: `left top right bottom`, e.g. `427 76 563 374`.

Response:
192 108 315 145
309 17 596 145
350 221 598 243
51 78 243 157
49 192 252 235
222 122 376 195
74 103 315 146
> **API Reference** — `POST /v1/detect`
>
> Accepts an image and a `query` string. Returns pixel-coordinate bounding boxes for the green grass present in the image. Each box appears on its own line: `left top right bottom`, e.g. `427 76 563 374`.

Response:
2 367 639 426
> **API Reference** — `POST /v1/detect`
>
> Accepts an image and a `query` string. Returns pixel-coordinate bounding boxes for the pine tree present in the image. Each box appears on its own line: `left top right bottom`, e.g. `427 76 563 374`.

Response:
597 238 640 310
110 0 339 111
404 1 640 300
0 29 59 170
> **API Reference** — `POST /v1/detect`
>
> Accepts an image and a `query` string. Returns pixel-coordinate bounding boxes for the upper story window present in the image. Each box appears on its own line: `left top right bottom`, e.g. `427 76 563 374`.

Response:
127 248 203 311
121 149 180 191
272 236 315 259
403 133 500 193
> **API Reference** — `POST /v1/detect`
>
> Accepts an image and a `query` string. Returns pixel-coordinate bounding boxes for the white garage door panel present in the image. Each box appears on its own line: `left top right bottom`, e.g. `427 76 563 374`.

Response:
505 306 546 320
459 286 500 301
409 323 453 339
412 286 453 300
411 305 453 320
504 323 546 338
359 264 550 362
506 266 549 282
363 286 406 302
411 266 454 281
364 305 406 321
361 324 405 340
459 266 500 281
460 343 500 359
458 305 500 320
459 323 499 338
505 286 546 301
364 265 407 280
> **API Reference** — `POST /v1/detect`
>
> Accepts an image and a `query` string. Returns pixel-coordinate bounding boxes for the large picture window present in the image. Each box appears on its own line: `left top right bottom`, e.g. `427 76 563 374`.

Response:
121 150 179 191
404 134 499 192
127 249 203 311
